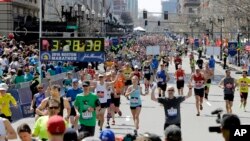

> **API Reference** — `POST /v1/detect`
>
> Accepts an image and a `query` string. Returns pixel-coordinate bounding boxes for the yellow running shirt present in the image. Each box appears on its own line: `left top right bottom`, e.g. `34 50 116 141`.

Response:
0 93 17 116
237 77 250 93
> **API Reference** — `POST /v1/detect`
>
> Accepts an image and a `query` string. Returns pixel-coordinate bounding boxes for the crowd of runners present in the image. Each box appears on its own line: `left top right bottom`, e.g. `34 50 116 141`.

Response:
0 34 250 141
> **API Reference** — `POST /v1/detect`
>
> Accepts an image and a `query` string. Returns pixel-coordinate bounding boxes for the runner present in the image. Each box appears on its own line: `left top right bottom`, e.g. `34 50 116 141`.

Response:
174 54 182 70
237 71 250 111
189 52 195 73
123 63 133 95
36 85 71 120
151 84 192 130
190 69 205 116
142 60 152 93
174 65 186 95
0 83 17 122
74 81 100 136
219 69 237 114
110 70 125 125
86 63 96 80
92 73 118 131
196 57 204 70
105 72 113 128
125 76 146 135
203 63 214 100
65 78 83 129
30 84 46 121
156 64 170 97
0 117 17 140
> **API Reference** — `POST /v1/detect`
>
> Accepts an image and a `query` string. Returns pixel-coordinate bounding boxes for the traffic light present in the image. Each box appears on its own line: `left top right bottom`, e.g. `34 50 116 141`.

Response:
158 21 160 26
164 11 168 20
143 10 147 19
145 20 148 26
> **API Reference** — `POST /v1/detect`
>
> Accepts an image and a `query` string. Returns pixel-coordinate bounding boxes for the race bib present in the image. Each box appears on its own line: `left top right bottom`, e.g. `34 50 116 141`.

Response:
144 70 149 74
178 77 184 80
130 97 139 104
82 111 93 119
167 107 177 117
158 78 163 82
195 81 204 87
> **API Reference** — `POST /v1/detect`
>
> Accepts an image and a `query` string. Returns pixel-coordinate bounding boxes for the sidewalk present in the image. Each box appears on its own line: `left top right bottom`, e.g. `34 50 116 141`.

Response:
193 51 243 73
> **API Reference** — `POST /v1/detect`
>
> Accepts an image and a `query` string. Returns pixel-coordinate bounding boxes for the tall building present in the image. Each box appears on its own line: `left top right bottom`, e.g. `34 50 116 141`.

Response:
177 0 201 21
126 0 138 21
162 0 177 14
113 0 127 17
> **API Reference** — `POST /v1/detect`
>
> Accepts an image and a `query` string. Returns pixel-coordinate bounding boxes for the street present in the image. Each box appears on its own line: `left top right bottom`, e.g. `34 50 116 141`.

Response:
11 53 250 141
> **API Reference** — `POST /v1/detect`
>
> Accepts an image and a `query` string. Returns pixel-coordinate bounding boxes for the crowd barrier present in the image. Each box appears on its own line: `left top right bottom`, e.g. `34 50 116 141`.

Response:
8 71 80 121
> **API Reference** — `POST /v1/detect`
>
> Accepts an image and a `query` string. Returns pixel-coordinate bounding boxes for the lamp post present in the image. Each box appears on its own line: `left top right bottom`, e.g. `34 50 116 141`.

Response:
218 16 225 60
209 18 214 43
190 22 194 51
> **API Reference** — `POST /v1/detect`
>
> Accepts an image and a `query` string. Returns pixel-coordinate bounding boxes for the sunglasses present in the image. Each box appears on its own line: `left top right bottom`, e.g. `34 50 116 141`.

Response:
168 89 174 91
49 106 59 110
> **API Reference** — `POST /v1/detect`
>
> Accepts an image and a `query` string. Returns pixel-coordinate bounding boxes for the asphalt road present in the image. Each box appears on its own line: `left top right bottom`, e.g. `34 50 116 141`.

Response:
11 54 250 141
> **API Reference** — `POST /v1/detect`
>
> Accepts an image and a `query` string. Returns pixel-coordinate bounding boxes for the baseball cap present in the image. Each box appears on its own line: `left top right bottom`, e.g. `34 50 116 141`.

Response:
99 129 115 141
0 83 8 91
82 81 90 87
134 65 138 69
72 78 78 83
221 114 240 130
47 115 66 135
63 128 78 141
164 125 182 141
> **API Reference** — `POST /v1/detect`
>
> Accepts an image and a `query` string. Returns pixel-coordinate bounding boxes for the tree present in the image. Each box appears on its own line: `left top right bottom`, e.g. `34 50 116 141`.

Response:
120 12 133 24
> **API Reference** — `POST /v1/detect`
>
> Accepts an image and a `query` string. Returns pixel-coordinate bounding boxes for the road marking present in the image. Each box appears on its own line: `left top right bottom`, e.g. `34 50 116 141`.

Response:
125 116 131 121
206 101 212 106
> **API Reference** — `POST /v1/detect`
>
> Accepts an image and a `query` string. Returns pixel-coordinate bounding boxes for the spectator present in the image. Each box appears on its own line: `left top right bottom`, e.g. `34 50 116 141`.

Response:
47 115 66 141
14 68 25 84
17 123 37 141
47 64 56 76
24 68 34 82
164 125 182 141
99 129 115 141
55 62 63 74
63 128 78 141
0 117 17 140
30 72 40 98
0 83 17 122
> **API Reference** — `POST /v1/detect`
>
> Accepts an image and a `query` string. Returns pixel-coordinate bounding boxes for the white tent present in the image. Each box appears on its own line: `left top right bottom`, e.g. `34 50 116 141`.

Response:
133 26 146 32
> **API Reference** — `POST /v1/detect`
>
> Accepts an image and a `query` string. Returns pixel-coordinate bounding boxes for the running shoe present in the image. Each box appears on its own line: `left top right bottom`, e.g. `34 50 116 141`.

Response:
112 120 115 125
118 111 122 117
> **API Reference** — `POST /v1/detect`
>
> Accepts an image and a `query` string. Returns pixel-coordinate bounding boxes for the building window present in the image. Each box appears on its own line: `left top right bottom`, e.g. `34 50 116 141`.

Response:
188 8 194 13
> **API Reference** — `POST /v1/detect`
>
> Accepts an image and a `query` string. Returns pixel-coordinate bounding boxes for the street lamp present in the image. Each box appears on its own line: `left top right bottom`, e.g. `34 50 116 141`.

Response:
218 16 225 60
209 18 214 42
190 22 194 51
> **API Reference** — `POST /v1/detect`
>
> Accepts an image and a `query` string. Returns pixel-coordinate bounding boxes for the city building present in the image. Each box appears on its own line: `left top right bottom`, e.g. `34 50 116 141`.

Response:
162 0 177 14
113 0 127 17
126 0 138 21
0 0 39 36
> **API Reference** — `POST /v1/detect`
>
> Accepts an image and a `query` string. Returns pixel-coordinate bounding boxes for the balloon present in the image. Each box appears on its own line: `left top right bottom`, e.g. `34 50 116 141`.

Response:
8 33 14 39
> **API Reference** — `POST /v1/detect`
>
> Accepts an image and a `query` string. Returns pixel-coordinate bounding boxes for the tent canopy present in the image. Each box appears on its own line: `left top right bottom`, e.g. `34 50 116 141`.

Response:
133 26 146 32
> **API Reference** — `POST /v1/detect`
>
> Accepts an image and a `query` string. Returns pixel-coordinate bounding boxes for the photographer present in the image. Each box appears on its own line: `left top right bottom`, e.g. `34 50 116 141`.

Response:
209 113 241 141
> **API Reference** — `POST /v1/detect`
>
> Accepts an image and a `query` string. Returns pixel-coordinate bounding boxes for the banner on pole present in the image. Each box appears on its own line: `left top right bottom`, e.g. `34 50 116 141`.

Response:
228 42 237 56
206 46 220 56
40 38 105 62
146 46 160 55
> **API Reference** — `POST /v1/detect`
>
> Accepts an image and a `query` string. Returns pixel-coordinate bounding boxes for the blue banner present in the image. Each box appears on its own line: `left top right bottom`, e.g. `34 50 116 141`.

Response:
40 38 105 62
228 42 237 56
20 103 33 118
194 39 200 49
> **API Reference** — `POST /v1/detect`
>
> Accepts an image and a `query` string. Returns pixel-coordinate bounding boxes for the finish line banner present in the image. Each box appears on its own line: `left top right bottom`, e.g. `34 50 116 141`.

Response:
40 38 105 62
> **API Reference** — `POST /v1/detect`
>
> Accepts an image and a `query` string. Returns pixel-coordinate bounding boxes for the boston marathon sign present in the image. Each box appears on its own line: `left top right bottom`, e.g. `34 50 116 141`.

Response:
40 37 105 62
